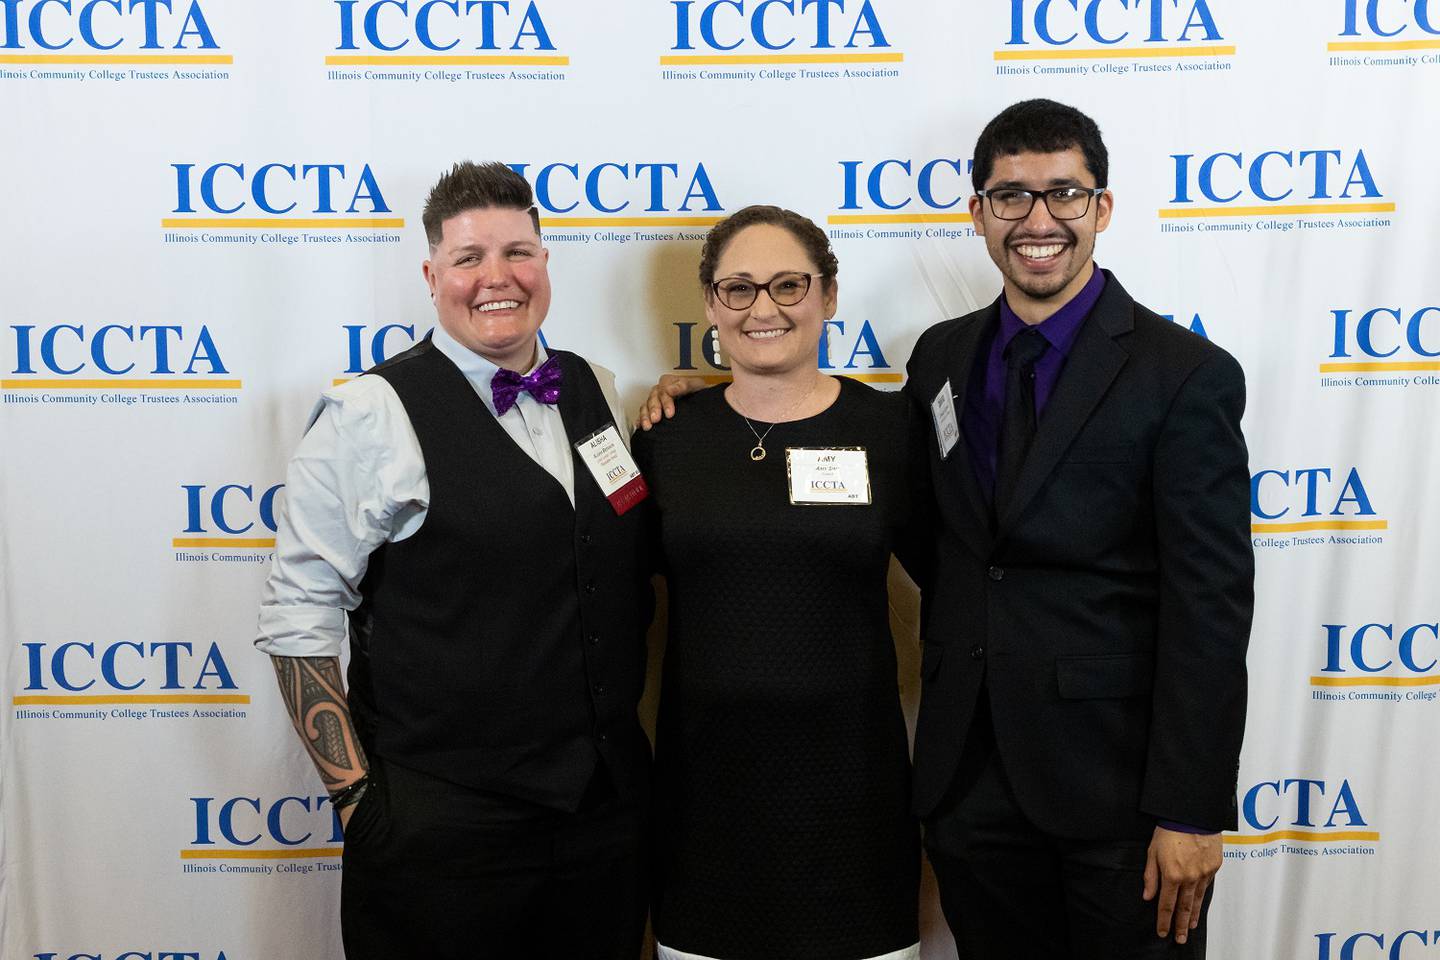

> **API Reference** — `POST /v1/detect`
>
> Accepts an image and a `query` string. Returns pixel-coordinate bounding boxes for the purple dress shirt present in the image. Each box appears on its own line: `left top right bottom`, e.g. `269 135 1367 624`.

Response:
958 265 1209 836
962 265 1106 501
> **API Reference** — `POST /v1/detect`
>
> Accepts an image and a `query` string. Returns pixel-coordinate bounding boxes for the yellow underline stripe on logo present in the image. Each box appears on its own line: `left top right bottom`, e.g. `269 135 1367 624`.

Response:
994 45 1235 61
828 214 972 225
1251 520 1388 532
1224 830 1379 845
1320 361 1440 372
0 54 233 64
0 379 242 389
173 537 276 548
660 52 904 65
695 373 901 385
540 216 723 228
13 694 250 705
162 218 405 229
1311 676 1440 687
1158 202 1395 218
1328 39 1440 51
325 55 568 65
181 847 342 860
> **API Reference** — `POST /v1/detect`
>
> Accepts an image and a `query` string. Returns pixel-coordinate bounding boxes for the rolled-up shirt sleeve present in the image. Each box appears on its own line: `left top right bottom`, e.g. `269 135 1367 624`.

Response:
256 376 428 658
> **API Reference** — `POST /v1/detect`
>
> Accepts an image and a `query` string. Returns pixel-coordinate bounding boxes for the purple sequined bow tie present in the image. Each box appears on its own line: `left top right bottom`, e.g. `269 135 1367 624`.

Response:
490 356 563 415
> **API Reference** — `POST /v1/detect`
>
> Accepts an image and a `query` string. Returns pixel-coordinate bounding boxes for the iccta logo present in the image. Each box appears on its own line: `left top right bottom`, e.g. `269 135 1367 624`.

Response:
341 322 428 379
507 160 726 244
1322 305 1440 390
1223 776 1378 860
827 157 975 242
12 640 248 722
1159 148 1395 234
660 0 903 83
175 482 284 566
183 792 343 875
1315 929 1440 959
1329 0 1440 69
1250 466 1387 550
2 321 241 406
0 0 232 84
1313 621 1440 703
995 0 1234 78
33 952 234 960
163 161 404 247
326 0 568 84
673 316 899 383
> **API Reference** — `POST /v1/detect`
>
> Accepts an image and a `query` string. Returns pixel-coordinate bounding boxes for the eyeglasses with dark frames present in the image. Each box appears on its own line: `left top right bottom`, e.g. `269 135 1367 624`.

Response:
976 186 1107 221
710 272 822 310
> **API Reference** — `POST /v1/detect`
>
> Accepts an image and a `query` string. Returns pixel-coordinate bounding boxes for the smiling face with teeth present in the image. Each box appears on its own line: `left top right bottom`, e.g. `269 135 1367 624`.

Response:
422 206 551 372
705 223 838 379
968 147 1113 325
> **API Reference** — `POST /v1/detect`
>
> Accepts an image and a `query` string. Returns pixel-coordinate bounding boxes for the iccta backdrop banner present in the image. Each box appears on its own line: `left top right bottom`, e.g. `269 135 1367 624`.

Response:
1 2 1437 958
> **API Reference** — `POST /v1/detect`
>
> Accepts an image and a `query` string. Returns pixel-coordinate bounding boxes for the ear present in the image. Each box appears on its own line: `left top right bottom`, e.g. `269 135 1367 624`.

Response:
822 277 838 320
968 194 987 237
703 288 719 328
422 259 437 298
1094 190 1114 234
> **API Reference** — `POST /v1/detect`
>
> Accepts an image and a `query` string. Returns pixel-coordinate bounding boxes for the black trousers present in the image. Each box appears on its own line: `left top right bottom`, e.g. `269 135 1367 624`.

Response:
340 755 648 960
923 695 1211 960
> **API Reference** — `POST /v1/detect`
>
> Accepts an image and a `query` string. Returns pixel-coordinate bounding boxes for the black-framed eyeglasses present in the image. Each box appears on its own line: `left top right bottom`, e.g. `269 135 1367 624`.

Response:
976 186 1106 221
710 272 822 310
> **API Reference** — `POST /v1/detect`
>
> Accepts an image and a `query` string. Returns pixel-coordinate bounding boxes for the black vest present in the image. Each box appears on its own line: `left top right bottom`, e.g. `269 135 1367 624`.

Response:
347 338 653 811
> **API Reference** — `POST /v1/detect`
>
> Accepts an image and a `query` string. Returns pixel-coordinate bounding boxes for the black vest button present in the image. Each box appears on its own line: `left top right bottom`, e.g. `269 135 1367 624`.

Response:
987 566 1005 581
584 581 597 595
580 533 592 544
971 646 985 660
594 684 607 695
598 732 609 742
588 634 600 645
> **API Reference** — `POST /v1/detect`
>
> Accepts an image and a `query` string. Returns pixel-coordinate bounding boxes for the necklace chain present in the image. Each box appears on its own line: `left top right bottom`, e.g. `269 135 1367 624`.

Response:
734 377 819 462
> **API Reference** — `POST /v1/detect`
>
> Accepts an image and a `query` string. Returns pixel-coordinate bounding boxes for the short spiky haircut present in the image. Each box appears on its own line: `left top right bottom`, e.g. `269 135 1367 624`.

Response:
422 161 540 248
698 204 838 295
971 99 1108 192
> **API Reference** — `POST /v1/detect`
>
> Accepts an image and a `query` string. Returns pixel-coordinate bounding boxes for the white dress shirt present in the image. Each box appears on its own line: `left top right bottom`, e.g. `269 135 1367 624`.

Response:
255 322 628 659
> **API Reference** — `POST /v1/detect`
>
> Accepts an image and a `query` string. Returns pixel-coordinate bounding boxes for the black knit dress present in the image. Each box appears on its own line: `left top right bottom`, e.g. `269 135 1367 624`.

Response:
632 378 922 960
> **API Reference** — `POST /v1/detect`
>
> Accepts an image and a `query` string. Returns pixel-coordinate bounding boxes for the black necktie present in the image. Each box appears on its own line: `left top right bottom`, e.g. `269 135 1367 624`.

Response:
994 328 1049 522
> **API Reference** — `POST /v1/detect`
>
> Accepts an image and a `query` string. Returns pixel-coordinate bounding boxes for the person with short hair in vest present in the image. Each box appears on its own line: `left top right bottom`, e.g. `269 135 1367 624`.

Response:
256 161 655 959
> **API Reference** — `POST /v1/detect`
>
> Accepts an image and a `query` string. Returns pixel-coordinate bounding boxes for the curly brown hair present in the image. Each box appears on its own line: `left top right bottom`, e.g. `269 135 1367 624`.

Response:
698 205 838 296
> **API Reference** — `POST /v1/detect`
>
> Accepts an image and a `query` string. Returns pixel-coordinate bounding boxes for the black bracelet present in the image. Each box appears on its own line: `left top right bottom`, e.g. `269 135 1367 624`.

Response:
330 775 370 810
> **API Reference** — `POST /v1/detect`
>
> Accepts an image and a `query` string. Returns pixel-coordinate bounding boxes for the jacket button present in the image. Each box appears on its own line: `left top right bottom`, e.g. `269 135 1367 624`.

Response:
597 732 609 742
580 533 592 545
584 581 597 595
971 646 985 660
987 566 1004 581
588 633 600 646
593 684 607 696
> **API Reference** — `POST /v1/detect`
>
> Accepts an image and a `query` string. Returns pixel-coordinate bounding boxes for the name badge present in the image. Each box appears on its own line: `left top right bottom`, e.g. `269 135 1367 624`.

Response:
786 448 871 506
575 424 650 516
931 380 960 460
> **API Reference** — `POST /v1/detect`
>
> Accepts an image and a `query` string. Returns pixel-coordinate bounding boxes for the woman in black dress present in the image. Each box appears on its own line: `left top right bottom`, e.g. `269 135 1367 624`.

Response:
631 205 928 960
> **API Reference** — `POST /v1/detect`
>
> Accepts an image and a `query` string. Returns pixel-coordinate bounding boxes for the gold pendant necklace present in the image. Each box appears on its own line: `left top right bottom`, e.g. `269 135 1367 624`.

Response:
735 377 818 462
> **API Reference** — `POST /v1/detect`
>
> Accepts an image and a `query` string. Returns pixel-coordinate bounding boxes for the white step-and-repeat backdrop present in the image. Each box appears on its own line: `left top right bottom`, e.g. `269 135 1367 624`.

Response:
2 2 1436 958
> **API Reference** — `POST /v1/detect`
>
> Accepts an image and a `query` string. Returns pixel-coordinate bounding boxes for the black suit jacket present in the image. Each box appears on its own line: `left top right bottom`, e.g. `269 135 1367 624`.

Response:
903 270 1253 838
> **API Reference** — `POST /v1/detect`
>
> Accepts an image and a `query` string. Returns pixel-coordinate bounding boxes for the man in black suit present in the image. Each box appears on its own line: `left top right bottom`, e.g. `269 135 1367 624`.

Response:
903 99 1252 958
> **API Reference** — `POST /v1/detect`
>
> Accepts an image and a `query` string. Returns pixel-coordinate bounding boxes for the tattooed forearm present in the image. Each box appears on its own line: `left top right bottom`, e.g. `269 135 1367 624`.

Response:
271 656 369 792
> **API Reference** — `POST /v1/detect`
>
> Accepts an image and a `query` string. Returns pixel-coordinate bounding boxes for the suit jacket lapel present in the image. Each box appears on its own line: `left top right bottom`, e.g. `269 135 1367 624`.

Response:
996 276 1134 534
940 307 997 544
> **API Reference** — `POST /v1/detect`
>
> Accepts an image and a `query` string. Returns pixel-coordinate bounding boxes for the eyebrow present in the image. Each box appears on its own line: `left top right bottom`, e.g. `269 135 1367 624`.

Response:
718 269 809 280
988 177 1088 190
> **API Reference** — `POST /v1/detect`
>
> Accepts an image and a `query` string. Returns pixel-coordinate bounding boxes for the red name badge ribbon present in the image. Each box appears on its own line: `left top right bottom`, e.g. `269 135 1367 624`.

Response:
575 425 650 516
